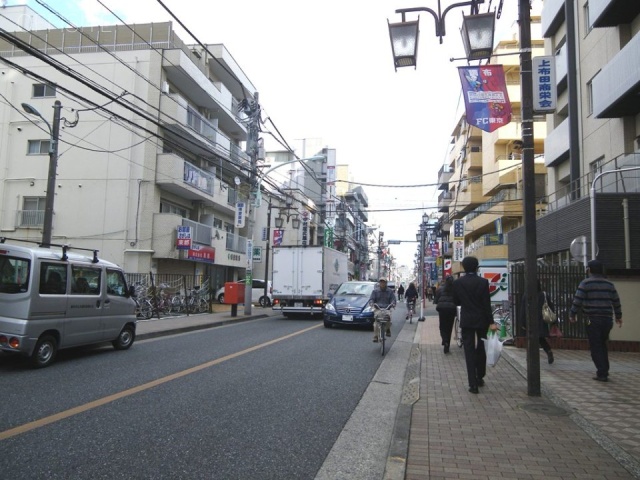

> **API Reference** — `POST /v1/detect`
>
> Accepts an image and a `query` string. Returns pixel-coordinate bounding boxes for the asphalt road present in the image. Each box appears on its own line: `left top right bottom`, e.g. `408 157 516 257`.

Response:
0 310 411 479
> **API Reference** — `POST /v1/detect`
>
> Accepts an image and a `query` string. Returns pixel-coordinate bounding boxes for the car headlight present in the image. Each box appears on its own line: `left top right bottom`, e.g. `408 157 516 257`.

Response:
324 302 336 313
362 304 374 313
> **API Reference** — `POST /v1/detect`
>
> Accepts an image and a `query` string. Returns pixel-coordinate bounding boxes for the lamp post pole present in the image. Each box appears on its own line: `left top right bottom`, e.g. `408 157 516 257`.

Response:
22 100 62 247
419 226 426 321
519 0 541 396
263 198 273 304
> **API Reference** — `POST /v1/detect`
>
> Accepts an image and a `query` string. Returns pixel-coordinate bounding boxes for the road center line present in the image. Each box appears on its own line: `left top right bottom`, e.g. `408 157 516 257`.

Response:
1 323 322 441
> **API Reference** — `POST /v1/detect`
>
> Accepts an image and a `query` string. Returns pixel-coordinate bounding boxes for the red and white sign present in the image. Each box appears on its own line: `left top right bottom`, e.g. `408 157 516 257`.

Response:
444 258 452 278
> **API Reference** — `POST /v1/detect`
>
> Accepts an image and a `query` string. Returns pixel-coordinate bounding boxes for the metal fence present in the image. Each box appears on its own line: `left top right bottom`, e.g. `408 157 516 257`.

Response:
509 264 587 339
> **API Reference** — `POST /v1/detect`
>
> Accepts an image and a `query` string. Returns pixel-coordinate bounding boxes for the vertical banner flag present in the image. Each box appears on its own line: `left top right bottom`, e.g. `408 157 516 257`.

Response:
235 202 246 228
458 65 511 133
532 56 557 113
273 229 284 246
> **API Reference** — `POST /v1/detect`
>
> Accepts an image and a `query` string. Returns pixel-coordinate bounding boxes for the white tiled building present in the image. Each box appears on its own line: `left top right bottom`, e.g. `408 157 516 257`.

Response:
0 6 265 290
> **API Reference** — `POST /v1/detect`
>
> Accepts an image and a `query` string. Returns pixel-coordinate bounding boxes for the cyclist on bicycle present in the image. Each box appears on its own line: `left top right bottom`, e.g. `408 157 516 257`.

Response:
404 282 418 320
369 278 396 342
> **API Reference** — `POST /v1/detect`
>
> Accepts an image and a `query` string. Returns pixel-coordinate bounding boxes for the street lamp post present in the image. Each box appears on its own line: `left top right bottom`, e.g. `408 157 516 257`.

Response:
416 212 429 321
22 101 62 247
388 0 542 396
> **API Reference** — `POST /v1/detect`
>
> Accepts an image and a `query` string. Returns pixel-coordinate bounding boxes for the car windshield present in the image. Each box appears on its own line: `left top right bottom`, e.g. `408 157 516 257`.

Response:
335 282 375 296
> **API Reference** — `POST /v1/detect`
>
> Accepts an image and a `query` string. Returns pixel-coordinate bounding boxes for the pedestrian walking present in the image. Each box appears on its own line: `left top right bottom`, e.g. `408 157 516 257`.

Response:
397 284 405 301
434 276 456 353
452 256 498 394
569 260 623 382
520 279 555 364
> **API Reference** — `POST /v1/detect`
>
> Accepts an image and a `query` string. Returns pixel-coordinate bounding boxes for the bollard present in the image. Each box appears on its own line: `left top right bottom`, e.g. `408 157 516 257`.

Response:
231 304 238 317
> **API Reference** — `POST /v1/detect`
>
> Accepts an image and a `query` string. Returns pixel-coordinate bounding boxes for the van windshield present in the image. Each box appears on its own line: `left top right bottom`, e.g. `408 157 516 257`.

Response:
0 255 30 294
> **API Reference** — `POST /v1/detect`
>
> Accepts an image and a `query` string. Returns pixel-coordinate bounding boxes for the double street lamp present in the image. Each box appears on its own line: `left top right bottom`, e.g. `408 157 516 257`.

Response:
388 0 541 395
22 101 62 247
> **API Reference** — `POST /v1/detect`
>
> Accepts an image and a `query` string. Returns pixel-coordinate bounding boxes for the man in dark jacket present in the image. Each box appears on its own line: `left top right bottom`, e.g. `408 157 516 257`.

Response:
452 256 497 394
369 278 396 342
569 260 623 382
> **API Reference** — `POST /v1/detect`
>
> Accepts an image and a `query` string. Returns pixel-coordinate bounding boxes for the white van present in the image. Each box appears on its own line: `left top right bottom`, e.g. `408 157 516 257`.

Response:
0 241 137 368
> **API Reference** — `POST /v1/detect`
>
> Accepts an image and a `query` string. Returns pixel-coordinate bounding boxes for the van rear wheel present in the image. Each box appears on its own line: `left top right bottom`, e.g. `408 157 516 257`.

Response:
113 325 135 350
31 335 57 368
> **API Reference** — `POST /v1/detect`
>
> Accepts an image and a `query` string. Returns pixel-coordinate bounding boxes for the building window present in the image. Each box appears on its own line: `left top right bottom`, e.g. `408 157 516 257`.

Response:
212 217 223 229
27 140 51 155
32 83 56 98
586 78 594 116
589 156 606 185
159 200 188 218
584 2 592 35
20 197 45 226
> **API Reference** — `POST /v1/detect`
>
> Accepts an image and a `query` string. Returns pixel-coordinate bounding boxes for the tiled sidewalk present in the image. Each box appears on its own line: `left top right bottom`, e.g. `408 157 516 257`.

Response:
405 316 637 479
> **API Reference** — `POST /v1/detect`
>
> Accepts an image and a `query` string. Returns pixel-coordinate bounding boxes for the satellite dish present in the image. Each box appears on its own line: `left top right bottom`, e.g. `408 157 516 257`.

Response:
234 176 241 186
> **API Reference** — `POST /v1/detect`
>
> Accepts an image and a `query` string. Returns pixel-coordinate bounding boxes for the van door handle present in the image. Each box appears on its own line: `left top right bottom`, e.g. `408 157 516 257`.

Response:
96 300 101 308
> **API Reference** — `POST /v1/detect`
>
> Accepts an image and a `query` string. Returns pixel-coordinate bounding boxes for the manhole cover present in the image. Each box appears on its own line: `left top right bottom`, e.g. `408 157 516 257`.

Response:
519 403 568 416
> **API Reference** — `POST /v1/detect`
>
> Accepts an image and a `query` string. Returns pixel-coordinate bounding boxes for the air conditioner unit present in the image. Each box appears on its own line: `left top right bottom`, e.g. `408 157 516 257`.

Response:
161 81 169 94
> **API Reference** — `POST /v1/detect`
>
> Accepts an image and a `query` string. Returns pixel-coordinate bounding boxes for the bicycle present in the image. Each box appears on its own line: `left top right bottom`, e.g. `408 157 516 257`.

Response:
492 304 513 345
406 299 416 324
373 304 394 356
453 306 463 348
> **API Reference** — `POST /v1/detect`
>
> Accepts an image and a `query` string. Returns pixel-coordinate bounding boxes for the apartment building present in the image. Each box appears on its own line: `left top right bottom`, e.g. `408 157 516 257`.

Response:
508 0 640 272
0 6 261 290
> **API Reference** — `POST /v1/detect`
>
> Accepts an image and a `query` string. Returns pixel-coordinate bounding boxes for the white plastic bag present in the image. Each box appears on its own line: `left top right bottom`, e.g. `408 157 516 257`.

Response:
483 331 503 367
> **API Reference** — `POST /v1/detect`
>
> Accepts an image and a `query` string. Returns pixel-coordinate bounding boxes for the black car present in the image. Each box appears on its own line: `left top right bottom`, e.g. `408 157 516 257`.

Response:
323 281 377 328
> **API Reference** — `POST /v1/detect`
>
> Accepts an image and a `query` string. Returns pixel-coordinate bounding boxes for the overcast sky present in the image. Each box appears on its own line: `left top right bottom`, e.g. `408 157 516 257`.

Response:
24 0 520 269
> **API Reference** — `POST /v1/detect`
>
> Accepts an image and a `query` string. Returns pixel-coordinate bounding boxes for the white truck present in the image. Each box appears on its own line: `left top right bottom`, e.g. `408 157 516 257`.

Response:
271 246 348 317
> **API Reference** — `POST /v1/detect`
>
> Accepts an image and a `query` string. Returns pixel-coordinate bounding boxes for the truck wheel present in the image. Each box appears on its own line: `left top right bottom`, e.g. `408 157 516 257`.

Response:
113 324 135 350
31 335 57 368
217 293 224 304
259 296 270 307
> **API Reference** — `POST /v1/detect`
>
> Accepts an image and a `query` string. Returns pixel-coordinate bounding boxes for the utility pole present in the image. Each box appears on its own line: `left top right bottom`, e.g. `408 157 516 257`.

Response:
263 197 272 303
519 0 541 396
243 92 260 315
22 100 62 247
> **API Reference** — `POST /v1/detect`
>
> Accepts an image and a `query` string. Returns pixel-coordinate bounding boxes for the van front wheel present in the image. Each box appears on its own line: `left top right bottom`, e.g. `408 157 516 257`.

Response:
31 335 57 368
113 325 135 350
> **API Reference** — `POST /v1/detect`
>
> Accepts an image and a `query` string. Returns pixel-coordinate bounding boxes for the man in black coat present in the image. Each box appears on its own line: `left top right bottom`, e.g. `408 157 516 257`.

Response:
452 256 498 394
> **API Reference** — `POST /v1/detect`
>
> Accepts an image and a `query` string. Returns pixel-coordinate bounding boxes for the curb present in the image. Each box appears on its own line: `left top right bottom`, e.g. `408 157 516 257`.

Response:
136 314 269 341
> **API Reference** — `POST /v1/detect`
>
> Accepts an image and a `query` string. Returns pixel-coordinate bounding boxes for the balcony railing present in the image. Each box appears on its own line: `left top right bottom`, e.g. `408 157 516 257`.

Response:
184 161 215 196
16 210 44 227
226 232 247 254
465 188 519 222
187 106 216 143
182 218 212 245
546 152 640 213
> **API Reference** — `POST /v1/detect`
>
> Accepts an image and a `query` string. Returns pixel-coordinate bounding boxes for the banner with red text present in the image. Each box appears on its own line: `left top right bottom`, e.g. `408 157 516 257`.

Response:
458 65 512 133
